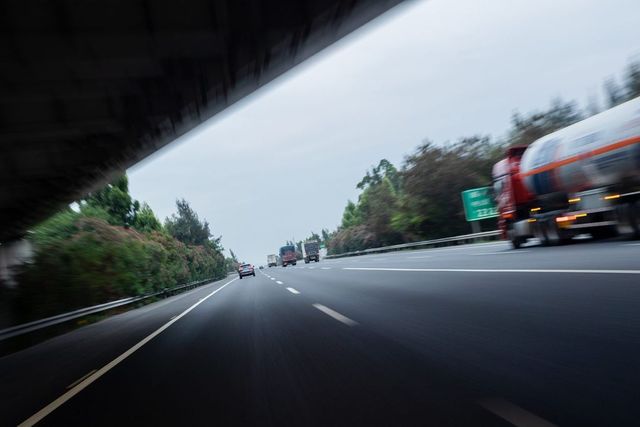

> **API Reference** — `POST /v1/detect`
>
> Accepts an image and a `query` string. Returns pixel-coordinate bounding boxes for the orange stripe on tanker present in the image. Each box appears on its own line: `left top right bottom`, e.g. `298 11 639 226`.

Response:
521 135 640 178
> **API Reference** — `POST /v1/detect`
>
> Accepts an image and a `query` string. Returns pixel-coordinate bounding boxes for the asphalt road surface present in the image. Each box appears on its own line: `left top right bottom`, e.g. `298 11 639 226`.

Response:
2 238 640 426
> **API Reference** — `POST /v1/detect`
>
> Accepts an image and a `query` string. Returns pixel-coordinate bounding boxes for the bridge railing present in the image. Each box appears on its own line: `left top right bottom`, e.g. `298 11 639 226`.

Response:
0 276 226 342
324 230 502 259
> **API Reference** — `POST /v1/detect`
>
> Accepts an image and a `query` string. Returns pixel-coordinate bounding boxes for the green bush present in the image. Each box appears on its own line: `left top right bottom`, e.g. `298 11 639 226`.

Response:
15 217 225 322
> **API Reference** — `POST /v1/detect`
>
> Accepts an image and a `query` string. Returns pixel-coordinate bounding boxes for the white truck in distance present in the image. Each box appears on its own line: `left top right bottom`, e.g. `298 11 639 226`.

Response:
267 254 277 268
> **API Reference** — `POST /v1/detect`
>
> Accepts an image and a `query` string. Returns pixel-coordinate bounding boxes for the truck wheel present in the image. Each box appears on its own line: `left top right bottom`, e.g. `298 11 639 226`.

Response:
538 220 552 246
305 259 309 264
591 225 618 240
511 236 522 249
628 201 640 239
545 220 571 245
507 222 522 249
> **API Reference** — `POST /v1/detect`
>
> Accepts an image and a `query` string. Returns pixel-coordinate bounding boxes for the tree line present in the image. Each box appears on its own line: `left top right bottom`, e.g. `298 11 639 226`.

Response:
9 175 235 323
325 58 640 255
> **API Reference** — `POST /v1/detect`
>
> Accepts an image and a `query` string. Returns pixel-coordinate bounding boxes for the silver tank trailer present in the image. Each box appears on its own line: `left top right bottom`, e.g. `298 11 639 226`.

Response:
520 96 640 197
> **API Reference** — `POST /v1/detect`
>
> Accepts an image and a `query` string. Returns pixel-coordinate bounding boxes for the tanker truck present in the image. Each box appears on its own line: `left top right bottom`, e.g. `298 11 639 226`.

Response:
492 96 640 248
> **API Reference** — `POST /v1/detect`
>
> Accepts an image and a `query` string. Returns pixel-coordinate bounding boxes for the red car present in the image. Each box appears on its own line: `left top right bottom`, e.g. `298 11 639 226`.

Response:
238 263 255 279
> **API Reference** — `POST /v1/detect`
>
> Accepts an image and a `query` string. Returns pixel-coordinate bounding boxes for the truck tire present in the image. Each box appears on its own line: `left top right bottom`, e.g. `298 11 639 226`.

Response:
507 222 522 249
544 220 571 245
591 225 618 240
631 202 640 239
511 236 522 249
537 220 552 246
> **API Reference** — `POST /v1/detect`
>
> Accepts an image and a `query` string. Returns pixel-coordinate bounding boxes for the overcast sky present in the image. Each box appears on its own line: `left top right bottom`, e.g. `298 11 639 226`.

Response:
129 0 640 264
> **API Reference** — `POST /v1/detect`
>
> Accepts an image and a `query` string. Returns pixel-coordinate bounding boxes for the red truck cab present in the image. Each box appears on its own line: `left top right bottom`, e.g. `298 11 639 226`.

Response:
279 245 297 267
492 146 534 241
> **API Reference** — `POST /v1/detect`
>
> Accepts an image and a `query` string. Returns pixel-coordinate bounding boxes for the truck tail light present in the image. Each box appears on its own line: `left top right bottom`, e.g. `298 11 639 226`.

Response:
556 215 576 223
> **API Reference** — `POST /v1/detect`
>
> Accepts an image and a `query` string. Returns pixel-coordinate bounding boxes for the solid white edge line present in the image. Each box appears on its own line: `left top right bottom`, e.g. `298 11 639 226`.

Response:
478 398 557 427
342 267 640 274
19 277 238 427
276 281 284 285
470 251 530 256
65 369 97 390
286 287 300 295
312 304 358 326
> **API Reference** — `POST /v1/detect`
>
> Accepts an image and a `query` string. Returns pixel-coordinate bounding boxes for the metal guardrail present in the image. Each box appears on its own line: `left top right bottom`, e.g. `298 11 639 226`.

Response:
0 276 223 342
324 230 502 259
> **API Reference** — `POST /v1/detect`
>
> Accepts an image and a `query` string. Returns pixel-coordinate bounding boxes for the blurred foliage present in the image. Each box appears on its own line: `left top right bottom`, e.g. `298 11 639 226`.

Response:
134 203 162 233
327 140 502 255
507 98 582 147
82 175 140 227
165 199 221 249
13 177 227 322
604 58 640 108
225 250 239 272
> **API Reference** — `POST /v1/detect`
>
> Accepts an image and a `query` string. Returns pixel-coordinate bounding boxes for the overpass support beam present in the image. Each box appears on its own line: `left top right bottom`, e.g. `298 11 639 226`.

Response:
0 240 33 288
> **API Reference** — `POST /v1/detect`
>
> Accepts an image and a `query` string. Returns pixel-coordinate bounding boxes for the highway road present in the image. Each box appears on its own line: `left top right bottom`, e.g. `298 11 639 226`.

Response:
2 239 640 426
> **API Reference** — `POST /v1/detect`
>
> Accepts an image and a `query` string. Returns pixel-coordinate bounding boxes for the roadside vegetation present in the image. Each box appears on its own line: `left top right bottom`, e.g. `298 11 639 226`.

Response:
10 175 233 323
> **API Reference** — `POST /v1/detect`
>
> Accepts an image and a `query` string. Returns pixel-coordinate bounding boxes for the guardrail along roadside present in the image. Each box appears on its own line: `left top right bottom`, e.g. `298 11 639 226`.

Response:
325 230 502 259
0 276 226 353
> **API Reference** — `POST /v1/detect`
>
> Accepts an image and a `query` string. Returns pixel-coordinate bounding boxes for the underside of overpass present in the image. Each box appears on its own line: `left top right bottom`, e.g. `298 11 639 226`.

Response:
0 0 404 242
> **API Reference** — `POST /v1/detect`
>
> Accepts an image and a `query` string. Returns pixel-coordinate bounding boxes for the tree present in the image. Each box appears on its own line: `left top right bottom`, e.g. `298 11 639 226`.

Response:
321 229 331 245
341 200 361 229
134 203 162 233
357 159 400 193
602 59 640 108
604 78 626 108
307 231 321 243
623 59 640 100
82 174 140 227
165 199 220 248
392 137 501 239
508 98 582 147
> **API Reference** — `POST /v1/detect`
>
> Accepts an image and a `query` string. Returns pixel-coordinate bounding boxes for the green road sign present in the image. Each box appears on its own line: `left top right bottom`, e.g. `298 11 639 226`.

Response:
461 187 498 221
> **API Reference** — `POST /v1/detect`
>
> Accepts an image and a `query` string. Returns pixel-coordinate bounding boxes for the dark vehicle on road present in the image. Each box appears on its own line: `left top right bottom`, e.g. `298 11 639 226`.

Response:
238 263 255 279
279 245 297 267
303 241 320 263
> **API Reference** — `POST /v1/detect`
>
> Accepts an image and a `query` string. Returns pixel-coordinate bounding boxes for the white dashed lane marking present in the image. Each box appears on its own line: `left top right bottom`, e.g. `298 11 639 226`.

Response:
312 304 358 326
479 398 557 427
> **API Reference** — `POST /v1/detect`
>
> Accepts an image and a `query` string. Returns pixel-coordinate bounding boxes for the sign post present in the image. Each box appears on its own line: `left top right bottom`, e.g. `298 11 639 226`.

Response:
461 187 498 233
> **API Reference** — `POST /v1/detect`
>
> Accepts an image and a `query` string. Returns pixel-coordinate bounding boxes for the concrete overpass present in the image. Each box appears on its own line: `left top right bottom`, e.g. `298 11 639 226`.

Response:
0 0 404 243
